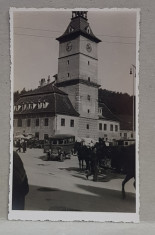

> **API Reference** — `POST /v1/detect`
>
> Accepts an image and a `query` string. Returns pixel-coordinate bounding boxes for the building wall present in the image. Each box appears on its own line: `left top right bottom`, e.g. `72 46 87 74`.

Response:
14 116 55 140
58 54 79 83
98 119 120 142
79 36 98 59
79 53 98 84
58 85 79 112
78 117 98 140
78 83 98 119
120 130 135 140
56 114 78 138
58 37 80 58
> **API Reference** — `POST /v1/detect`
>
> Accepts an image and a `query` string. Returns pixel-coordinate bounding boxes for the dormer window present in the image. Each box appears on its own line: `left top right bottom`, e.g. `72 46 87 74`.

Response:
69 26 74 33
21 103 25 111
87 27 90 34
38 101 42 109
15 104 21 111
29 103 33 109
43 101 48 108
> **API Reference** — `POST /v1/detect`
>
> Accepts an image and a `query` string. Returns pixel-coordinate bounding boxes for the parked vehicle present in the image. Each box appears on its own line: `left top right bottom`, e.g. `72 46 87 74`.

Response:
44 134 75 161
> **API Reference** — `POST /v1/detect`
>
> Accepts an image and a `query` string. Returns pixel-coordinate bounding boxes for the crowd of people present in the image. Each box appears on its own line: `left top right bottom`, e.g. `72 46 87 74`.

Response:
15 139 27 153
75 138 109 181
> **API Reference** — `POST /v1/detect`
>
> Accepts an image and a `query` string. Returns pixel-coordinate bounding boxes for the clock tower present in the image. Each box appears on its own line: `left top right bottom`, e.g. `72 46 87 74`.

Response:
56 11 101 139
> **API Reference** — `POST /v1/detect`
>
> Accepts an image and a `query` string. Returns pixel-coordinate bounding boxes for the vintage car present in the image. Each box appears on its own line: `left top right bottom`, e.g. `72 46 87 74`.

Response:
44 134 75 161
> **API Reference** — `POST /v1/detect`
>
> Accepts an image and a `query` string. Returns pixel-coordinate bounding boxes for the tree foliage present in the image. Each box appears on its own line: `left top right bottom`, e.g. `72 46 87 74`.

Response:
98 89 134 116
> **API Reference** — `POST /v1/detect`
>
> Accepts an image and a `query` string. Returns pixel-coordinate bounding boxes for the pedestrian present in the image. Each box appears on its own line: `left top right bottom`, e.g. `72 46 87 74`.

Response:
77 141 85 171
16 139 21 153
12 151 29 210
86 146 99 181
22 140 27 153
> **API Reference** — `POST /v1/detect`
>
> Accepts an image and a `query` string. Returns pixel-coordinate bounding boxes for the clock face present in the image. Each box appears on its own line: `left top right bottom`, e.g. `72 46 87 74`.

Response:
86 43 92 52
66 42 72 51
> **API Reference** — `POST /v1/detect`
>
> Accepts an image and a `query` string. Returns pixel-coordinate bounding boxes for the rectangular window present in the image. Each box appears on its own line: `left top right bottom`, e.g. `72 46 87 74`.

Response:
17 119 22 127
88 61 90 65
115 125 118 132
99 123 102 130
70 119 74 127
36 118 39 126
131 133 133 138
67 60 69 65
104 124 107 131
88 109 90 113
61 118 65 126
67 73 70 77
86 124 89 129
124 133 127 139
27 119 31 127
35 132 39 139
44 118 49 126
44 134 49 140
88 77 90 82
110 124 113 131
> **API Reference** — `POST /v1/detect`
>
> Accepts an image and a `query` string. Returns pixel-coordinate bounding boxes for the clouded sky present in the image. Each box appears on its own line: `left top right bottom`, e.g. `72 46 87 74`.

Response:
13 9 137 95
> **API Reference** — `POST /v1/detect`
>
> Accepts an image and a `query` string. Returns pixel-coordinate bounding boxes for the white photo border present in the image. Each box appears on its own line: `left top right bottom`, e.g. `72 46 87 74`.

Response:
9 7 140 222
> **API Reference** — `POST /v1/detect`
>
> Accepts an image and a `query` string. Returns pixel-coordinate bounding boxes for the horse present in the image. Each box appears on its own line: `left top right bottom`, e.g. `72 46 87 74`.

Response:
121 144 136 199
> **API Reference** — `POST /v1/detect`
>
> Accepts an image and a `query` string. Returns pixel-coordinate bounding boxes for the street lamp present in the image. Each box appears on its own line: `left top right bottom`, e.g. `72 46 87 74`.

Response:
130 64 136 134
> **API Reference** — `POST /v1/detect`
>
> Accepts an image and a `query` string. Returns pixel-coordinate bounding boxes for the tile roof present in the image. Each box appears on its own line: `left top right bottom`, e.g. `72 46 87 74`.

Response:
22 82 66 97
99 102 119 122
14 83 79 117
56 15 101 43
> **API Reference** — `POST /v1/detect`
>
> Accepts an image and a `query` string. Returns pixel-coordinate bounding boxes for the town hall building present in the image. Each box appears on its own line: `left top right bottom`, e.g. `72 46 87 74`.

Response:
14 11 122 143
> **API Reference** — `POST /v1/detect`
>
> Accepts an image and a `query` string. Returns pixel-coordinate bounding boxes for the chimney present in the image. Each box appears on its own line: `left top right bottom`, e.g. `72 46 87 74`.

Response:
53 74 58 82
47 75 50 84
40 78 46 87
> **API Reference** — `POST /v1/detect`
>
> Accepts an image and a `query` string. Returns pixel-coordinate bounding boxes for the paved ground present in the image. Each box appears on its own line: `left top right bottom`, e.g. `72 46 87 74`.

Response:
17 148 136 212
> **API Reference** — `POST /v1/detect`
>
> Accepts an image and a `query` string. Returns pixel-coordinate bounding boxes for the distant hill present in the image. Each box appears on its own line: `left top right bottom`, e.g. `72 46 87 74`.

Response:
98 88 134 116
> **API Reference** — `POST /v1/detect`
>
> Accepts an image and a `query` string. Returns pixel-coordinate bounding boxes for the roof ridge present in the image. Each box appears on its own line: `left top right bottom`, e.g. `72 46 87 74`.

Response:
20 82 67 97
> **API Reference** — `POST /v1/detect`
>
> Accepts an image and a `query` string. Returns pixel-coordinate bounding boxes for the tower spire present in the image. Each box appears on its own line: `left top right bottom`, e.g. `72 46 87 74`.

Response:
72 11 88 20
56 11 101 43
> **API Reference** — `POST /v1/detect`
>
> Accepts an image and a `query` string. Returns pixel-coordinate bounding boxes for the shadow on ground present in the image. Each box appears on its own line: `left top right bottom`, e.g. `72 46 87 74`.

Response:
25 184 136 213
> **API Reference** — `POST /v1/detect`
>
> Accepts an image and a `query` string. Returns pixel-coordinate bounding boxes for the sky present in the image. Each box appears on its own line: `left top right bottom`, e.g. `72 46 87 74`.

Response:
13 9 137 95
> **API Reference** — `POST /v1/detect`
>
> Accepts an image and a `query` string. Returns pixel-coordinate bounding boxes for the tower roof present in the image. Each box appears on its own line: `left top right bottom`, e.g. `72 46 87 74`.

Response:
56 11 101 43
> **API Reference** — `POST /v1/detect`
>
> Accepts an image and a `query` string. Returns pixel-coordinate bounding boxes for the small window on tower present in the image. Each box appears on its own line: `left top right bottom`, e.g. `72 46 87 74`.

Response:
67 73 70 77
88 77 90 82
70 119 74 127
87 95 90 101
88 61 90 65
88 109 90 113
67 60 69 65
86 124 89 129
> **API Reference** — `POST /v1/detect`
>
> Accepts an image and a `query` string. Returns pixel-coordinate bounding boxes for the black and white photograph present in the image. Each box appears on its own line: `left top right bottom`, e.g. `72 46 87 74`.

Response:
9 8 139 222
